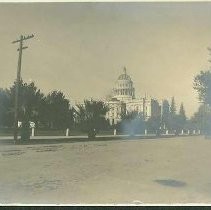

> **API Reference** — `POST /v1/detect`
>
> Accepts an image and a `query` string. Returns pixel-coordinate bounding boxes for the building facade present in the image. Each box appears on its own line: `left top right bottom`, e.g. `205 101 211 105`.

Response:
106 68 161 125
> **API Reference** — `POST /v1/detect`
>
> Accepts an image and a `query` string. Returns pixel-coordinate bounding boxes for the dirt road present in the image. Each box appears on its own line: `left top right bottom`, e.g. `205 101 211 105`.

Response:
0 136 211 204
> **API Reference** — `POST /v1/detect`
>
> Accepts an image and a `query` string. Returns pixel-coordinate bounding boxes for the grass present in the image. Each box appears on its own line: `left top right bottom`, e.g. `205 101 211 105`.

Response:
0 127 158 137
0 128 115 136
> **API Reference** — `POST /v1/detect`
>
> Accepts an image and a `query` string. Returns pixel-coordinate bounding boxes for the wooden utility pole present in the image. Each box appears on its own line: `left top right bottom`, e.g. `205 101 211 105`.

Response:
12 34 34 143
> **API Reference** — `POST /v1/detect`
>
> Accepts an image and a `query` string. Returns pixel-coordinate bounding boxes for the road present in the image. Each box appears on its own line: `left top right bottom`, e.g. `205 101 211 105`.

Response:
0 135 210 204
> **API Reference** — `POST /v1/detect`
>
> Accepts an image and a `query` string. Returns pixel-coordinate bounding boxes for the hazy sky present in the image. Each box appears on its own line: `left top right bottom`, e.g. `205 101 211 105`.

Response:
0 2 211 117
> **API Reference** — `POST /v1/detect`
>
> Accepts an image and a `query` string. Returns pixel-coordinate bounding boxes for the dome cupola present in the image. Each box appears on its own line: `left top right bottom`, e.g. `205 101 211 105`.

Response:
112 67 135 101
118 68 132 80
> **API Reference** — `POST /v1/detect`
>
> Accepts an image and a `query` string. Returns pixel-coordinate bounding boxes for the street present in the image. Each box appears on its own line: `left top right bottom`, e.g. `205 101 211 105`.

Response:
0 135 211 204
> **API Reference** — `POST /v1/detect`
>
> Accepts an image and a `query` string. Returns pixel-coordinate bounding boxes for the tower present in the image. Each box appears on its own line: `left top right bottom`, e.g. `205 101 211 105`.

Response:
112 67 135 101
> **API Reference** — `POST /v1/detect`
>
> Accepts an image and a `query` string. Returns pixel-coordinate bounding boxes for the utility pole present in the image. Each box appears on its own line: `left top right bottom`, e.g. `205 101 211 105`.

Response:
12 34 34 143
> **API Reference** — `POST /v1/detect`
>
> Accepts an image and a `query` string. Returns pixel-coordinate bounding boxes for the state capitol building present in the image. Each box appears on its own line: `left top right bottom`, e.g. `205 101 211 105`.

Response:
106 67 161 125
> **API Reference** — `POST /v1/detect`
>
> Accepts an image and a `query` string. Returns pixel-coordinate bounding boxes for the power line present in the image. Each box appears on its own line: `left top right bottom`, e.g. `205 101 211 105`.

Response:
12 34 34 144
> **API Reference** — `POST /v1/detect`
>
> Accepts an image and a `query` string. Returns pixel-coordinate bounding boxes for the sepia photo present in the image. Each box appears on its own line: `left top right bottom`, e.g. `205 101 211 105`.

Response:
0 1 211 205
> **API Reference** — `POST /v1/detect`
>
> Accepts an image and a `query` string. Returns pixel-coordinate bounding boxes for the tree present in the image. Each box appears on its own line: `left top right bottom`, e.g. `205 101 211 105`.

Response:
120 111 145 135
178 103 186 129
168 97 179 133
146 116 161 135
170 97 176 115
9 80 45 125
164 102 186 135
193 70 211 105
179 103 186 120
161 99 170 130
0 88 13 127
75 99 109 138
190 104 210 134
193 70 211 134
0 80 74 131
45 91 73 129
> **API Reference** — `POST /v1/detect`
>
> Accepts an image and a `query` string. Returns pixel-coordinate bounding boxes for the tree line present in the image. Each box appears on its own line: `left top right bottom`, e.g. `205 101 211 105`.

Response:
116 97 187 136
161 97 187 134
192 70 211 135
0 80 110 138
117 68 211 136
0 80 74 129
0 70 210 138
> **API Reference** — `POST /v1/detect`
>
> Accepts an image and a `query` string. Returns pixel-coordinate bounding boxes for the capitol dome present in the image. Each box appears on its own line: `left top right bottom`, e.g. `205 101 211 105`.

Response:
118 72 132 81
112 67 135 101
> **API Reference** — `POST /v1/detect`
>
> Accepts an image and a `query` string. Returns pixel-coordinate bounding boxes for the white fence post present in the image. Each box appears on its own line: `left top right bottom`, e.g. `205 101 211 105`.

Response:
181 129 184 135
66 128 69 136
114 129 117 136
166 130 168 135
145 129 147 135
31 128 35 137
30 121 35 137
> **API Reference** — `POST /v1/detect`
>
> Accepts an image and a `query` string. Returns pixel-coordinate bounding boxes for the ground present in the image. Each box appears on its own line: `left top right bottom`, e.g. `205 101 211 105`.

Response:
0 136 211 204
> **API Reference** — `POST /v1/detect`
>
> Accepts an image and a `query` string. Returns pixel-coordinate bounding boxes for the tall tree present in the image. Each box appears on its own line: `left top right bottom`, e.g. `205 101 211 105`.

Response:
168 97 178 132
9 80 45 125
0 88 13 127
45 91 73 129
75 99 109 138
193 70 211 134
179 103 186 122
146 116 161 135
170 97 176 115
161 99 170 130
190 104 210 133
168 97 185 134
176 103 187 132
193 70 211 105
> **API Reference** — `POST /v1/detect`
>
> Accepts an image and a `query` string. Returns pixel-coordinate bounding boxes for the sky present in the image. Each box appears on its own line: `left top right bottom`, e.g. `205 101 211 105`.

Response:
0 2 211 117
